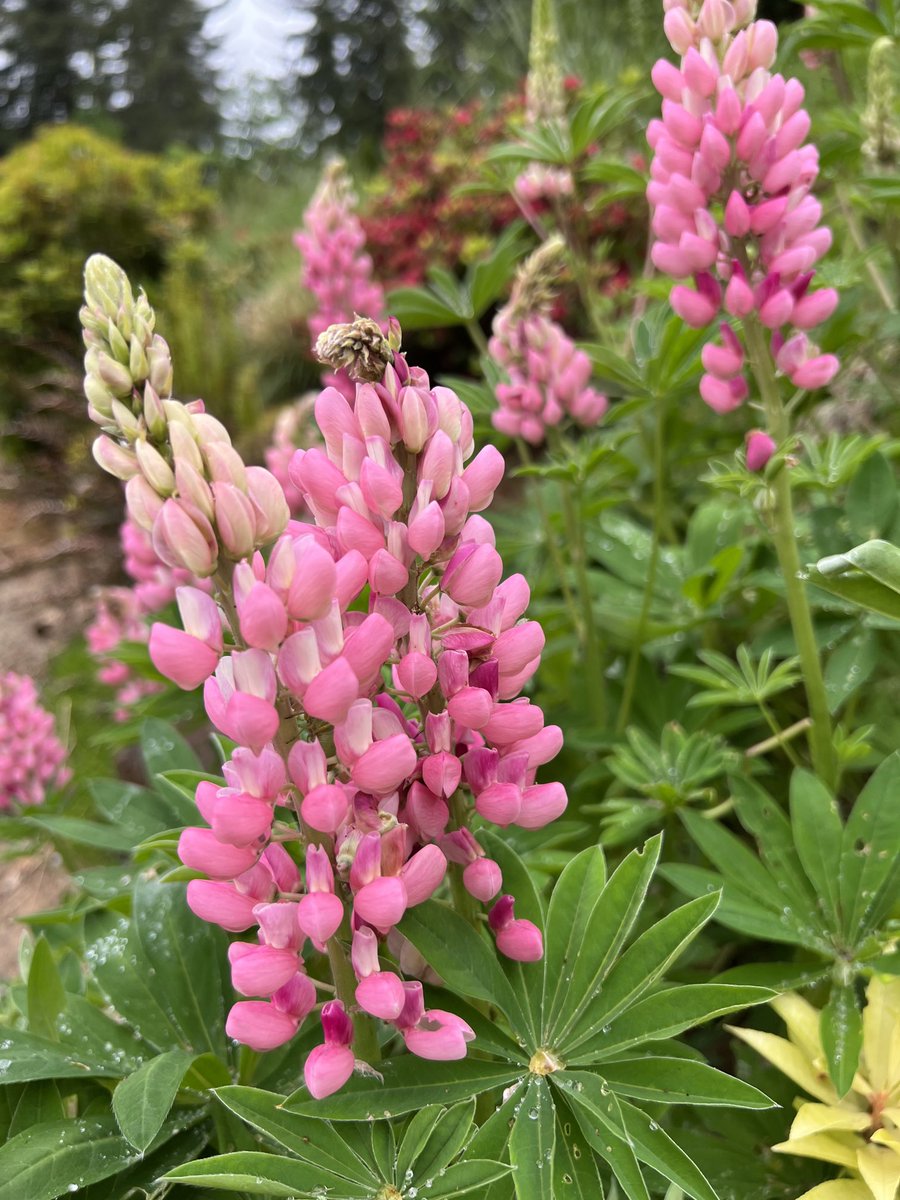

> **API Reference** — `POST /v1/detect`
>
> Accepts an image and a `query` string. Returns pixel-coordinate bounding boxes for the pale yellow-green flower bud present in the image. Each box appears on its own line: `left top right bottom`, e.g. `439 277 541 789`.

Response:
110 398 142 442
84 374 116 420
142 383 167 441
129 335 148 383
96 351 134 398
135 438 176 496
526 0 564 125
508 234 568 322
169 419 205 474
92 434 139 481
84 254 134 317
148 335 173 397
107 318 130 367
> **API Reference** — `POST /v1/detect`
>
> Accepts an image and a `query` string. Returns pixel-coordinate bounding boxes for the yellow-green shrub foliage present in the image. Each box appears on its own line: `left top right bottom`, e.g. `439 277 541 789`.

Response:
0 123 214 351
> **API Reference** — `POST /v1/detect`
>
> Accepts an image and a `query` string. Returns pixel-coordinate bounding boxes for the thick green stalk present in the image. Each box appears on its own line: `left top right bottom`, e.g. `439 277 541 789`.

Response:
742 314 836 787
615 396 666 734
327 935 381 1063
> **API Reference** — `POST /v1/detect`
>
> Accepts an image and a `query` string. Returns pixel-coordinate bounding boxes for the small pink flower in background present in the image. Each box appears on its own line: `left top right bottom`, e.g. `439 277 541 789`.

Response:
490 237 607 444
648 0 839 409
0 672 70 810
295 158 386 399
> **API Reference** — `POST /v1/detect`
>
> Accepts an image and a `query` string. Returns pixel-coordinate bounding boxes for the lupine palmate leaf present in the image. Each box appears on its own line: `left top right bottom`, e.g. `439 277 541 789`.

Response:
283 1057 519 1119
398 899 526 1029
820 981 864 1098
509 1075 556 1198
839 750 900 940
163 1151 363 1196
214 1085 378 1186
548 835 663 1044
411 1099 476 1183
789 770 844 931
597 1056 774 1108
543 844 608 1037
553 1095 606 1197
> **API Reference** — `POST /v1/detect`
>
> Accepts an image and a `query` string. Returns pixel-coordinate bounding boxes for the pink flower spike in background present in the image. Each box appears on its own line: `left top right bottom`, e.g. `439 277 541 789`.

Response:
648 0 840 410
0 672 70 810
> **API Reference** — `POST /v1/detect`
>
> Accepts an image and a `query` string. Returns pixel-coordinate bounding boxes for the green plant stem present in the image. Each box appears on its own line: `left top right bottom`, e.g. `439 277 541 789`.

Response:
548 431 606 728
449 790 481 931
465 317 490 358
758 701 804 770
742 314 836 787
515 438 581 636
327 935 380 1062
615 397 667 734
836 186 897 313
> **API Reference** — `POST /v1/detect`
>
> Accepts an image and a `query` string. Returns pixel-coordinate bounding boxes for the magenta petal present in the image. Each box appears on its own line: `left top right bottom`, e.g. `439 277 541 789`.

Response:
297 892 344 945
304 1043 356 1099
355 971 407 1020
226 1000 298 1051
149 624 220 690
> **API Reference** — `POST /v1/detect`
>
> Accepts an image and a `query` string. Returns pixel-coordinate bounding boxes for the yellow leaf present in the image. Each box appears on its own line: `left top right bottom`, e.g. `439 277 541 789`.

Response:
774 992 827 1061
791 1103 871 1139
862 978 900 1097
730 1025 837 1103
871 1129 900 1154
799 1183 875 1200
773 1132 861 1170
858 1143 900 1200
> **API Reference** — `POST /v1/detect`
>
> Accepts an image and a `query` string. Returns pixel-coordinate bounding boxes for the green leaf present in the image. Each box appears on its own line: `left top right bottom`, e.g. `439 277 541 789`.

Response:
414 1099 476 1183
84 910 185 1053
22 815 135 852
509 1075 555 1199
562 893 722 1053
387 285 468 330
0 1028 130 1085
370 1119 396 1185
397 1105 446 1186
597 1057 774 1108
398 900 524 1029
26 936 66 1042
553 1097 606 1198
283 1057 519 1119
421 1160 514 1197
569 984 773 1063
0 1117 144 1200
839 750 900 938
468 225 526 317
132 878 229 1058
163 1151 360 1196
141 717 202 775
617 1098 719 1200
789 769 844 930
731 776 822 932
464 1085 522 1162
659 864 797 945
214 1086 377 1186
825 630 878 713
847 451 897 541
543 845 606 1039
7 1082 65 1141
811 540 900 620
563 1075 650 1200
88 778 183 840
112 1047 196 1152
479 830 546 1040
820 981 863 1097
550 836 662 1045
154 769 221 825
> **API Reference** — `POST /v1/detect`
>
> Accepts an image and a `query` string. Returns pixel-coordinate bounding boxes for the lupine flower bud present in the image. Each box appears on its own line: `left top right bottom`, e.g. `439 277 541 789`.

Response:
745 430 777 471
0 674 70 809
